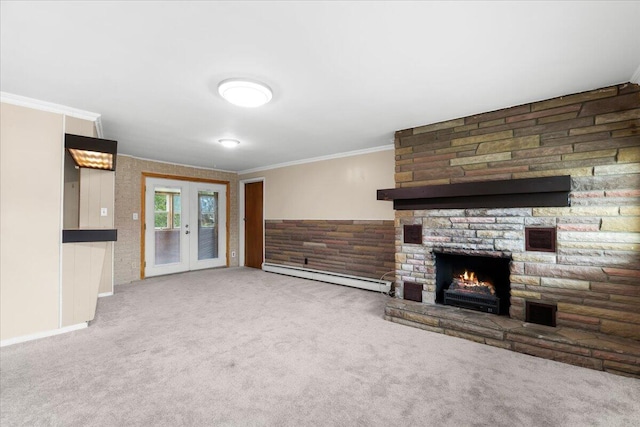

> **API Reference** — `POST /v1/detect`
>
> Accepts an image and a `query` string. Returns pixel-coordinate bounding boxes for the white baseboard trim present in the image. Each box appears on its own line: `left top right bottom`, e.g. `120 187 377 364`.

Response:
98 292 114 297
263 263 391 293
0 322 88 348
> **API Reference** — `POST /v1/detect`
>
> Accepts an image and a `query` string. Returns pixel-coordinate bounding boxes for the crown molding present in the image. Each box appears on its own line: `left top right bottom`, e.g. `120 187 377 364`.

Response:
239 144 394 175
117 153 236 174
0 92 101 122
94 117 104 138
631 63 640 85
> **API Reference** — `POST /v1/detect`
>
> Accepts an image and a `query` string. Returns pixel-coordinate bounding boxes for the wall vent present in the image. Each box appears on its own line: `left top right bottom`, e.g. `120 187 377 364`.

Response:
526 301 557 327
403 225 422 244
403 281 422 302
525 228 556 252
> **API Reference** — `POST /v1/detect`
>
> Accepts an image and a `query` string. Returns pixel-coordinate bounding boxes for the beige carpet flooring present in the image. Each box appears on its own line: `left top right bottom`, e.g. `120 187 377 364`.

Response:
1 267 639 426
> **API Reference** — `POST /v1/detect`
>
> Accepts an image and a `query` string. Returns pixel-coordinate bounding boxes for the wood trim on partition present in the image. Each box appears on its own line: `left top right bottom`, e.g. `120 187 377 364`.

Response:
140 172 231 280
142 172 230 185
140 173 146 279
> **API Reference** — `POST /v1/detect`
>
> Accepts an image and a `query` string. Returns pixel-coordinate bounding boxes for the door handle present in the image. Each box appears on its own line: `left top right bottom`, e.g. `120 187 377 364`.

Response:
185 230 190 235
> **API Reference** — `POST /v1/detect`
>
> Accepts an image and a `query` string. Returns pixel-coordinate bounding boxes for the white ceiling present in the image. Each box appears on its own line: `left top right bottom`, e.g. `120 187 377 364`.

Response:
2 1 639 172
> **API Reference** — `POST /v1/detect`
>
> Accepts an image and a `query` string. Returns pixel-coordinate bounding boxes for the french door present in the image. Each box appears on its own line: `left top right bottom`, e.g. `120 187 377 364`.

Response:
144 177 227 277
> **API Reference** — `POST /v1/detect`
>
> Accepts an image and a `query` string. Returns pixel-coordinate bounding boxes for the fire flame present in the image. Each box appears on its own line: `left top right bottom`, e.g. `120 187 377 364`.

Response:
461 270 476 282
457 270 496 294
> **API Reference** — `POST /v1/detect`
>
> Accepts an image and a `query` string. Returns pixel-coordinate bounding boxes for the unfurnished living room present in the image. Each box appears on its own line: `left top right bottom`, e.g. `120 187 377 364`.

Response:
1 1 639 426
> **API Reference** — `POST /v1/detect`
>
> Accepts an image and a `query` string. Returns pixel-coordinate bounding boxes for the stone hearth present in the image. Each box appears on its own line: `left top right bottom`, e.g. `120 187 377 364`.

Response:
385 299 640 378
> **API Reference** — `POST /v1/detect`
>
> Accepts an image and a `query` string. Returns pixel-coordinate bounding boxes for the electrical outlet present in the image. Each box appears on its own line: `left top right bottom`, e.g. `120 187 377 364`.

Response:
133 213 139 220
231 251 236 258
100 207 108 217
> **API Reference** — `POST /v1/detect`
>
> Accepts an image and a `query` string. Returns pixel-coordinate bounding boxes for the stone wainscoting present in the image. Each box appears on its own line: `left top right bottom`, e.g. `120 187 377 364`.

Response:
391 83 640 347
265 220 395 280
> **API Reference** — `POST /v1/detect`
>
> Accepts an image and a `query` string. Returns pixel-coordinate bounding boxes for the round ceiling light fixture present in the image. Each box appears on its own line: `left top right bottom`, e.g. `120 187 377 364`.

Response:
219 139 240 148
218 78 273 108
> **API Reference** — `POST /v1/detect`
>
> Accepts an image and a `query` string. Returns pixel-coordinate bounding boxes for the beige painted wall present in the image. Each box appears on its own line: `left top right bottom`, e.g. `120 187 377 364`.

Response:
1 103 64 340
240 149 395 220
114 155 239 285
65 115 96 137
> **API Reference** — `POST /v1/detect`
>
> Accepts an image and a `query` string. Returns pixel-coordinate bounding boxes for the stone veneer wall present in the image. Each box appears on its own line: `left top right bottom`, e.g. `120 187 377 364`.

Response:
265 220 395 280
394 83 640 340
114 155 239 285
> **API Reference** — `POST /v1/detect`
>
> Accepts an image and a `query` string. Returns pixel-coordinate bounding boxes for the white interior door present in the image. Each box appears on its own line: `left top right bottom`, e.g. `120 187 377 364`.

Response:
145 178 227 277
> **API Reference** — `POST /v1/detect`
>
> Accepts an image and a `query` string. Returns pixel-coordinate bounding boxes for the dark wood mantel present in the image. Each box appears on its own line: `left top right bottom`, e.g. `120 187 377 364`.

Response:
377 175 571 210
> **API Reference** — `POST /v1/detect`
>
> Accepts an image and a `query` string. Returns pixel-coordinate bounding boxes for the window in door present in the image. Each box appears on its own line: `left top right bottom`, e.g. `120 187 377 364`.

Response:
154 190 182 265
154 191 181 229
197 191 218 260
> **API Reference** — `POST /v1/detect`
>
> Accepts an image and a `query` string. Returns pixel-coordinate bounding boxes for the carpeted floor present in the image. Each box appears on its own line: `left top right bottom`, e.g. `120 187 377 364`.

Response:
1 267 639 426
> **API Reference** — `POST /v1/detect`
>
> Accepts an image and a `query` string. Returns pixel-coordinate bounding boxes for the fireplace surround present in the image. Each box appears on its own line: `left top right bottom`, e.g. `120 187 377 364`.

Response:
381 83 640 377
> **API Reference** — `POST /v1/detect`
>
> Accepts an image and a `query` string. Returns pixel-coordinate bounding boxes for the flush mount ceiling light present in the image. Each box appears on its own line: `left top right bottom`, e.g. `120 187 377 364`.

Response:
219 139 240 148
218 78 272 108
65 133 117 171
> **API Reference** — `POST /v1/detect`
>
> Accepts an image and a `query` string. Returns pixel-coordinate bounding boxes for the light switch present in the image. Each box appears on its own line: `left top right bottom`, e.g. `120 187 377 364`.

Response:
100 207 108 217
133 213 139 220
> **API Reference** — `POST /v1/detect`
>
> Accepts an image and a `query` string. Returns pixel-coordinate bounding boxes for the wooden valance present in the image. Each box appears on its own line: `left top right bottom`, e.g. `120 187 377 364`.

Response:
377 175 571 210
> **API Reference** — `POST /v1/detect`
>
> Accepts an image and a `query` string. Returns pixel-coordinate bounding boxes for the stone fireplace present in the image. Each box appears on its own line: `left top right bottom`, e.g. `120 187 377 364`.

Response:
381 83 640 377
394 206 566 323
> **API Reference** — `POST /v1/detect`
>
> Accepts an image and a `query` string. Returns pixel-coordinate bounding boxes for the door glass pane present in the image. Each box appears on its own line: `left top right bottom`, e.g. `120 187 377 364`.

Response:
154 189 181 265
154 194 169 228
198 191 218 260
173 194 181 228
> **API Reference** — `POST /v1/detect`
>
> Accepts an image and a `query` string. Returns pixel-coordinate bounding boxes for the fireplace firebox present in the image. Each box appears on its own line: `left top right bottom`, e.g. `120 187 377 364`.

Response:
435 253 510 315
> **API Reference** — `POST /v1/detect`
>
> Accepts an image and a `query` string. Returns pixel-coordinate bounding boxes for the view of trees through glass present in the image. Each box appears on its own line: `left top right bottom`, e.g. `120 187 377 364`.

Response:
199 192 217 228
154 192 181 229
154 191 216 229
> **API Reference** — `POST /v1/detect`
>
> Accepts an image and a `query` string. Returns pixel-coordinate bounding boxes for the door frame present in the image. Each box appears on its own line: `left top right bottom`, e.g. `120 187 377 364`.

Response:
239 177 265 268
140 172 230 279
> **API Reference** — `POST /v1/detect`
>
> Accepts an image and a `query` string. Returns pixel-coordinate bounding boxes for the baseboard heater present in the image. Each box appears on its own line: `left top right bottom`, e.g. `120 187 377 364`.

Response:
262 263 391 293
